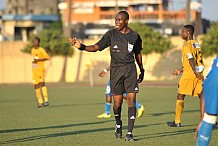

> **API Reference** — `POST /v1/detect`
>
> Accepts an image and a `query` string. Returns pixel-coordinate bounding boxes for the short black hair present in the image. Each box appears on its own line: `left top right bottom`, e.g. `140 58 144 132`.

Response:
118 11 129 20
34 37 40 43
184 25 195 35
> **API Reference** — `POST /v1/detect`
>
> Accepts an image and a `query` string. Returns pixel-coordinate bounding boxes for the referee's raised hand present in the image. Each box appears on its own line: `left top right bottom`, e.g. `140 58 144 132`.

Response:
68 37 75 45
68 38 81 49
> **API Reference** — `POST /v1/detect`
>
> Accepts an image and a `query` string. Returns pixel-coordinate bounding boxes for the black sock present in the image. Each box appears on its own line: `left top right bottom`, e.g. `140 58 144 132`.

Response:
128 107 136 133
113 106 122 125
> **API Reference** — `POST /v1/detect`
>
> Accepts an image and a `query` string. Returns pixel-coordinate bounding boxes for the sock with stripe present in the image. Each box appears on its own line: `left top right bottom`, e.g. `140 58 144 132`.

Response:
197 121 213 146
128 107 136 133
197 114 217 146
113 106 122 125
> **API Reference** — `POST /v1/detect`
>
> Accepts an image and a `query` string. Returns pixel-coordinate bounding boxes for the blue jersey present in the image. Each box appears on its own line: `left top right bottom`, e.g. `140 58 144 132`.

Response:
204 57 218 115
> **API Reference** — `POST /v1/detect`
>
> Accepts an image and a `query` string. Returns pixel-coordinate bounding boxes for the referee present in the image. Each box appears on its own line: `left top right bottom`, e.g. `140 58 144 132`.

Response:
69 11 145 141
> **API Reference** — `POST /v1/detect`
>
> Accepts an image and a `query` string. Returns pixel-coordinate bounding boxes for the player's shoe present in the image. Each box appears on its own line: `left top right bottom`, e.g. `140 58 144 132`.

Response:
125 133 135 141
37 103 43 108
115 123 122 139
137 105 145 118
167 121 181 127
43 102 49 106
97 113 111 118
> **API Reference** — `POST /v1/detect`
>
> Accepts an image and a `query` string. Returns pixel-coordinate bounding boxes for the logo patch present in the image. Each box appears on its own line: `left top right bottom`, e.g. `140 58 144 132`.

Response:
116 124 121 128
128 42 134 52
113 45 118 49
130 116 135 119
200 135 209 141
192 43 200 48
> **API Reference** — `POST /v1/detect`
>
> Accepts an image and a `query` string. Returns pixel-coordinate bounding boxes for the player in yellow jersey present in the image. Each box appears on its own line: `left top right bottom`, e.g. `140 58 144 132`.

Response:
167 25 204 127
31 37 50 107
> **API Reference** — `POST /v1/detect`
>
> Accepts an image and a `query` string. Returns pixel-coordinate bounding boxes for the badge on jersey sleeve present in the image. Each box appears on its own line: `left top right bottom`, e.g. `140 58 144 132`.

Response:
192 43 200 48
128 42 134 52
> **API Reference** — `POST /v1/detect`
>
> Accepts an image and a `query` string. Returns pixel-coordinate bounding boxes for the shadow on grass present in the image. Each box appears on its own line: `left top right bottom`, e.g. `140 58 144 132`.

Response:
150 109 200 117
0 120 114 134
48 102 103 108
133 123 198 141
135 128 196 140
0 100 20 103
2 122 210 144
0 123 149 144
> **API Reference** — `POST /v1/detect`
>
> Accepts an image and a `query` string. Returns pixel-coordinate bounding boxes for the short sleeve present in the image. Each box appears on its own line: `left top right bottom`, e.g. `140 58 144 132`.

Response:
41 48 50 59
133 35 142 54
96 30 111 51
183 44 193 59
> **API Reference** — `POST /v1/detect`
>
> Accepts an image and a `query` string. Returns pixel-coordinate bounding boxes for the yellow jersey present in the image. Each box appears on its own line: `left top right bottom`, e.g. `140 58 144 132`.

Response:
181 39 204 78
31 47 49 72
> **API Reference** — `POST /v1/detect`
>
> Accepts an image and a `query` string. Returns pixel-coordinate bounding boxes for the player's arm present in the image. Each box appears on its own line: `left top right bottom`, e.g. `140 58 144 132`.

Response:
194 120 203 141
187 54 204 80
34 58 49 62
68 38 100 52
33 50 50 62
183 45 204 79
99 66 110 77
135 52 145 83
172 67 183 75
32 57 49 63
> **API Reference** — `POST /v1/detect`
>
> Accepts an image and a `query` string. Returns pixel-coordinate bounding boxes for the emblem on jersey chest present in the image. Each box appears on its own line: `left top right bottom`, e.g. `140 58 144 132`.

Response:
128 42 134 52
192 43 200 48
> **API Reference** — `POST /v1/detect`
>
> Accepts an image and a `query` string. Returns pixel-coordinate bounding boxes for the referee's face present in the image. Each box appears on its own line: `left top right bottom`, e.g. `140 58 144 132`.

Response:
115 13 128 31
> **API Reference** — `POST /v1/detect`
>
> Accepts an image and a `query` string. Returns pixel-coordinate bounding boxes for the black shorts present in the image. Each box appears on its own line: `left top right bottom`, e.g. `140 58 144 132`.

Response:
110 63 139 95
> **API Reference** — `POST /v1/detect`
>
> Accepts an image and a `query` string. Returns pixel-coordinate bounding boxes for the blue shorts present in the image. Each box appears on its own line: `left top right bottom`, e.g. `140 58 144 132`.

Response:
204 57 218 115
105 81 126 97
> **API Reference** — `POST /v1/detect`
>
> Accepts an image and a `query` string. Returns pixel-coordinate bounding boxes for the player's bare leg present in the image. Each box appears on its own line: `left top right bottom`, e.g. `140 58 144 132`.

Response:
98 94 144 119
124 96 145 118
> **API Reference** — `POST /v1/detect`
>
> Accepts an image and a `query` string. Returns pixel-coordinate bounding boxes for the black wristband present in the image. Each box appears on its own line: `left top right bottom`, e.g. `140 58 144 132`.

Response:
78 44 86 50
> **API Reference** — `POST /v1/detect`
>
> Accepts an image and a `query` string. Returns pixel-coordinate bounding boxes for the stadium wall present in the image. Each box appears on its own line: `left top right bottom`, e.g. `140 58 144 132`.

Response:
0 37 215 84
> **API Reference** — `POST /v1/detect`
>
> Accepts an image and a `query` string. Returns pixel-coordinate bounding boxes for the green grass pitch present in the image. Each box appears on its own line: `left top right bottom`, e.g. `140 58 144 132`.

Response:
0 85 217 146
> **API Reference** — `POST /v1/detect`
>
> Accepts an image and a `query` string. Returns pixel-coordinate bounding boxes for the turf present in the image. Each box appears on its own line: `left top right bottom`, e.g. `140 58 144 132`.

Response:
0 85 217 146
